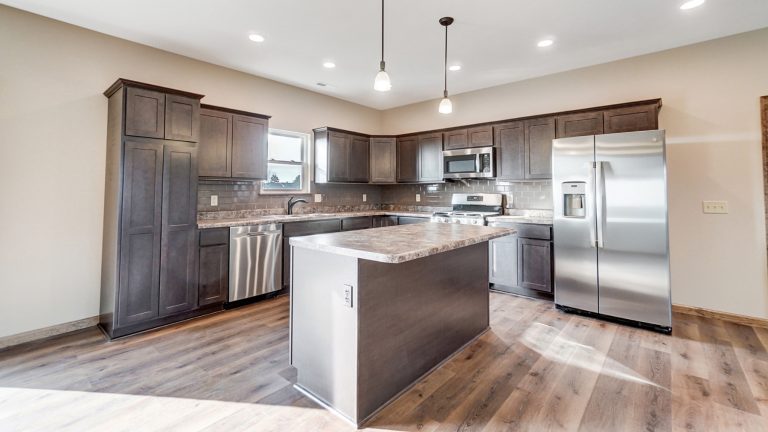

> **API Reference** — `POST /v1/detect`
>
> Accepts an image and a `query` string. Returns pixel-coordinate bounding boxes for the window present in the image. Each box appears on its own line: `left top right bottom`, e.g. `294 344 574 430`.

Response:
260 129 311 194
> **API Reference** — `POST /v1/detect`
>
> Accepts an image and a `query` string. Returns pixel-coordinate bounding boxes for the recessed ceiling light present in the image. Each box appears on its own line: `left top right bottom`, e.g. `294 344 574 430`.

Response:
448 65 462 71
323 62 336 69
537 39 554 48
248 34 265 42
680 0 705 10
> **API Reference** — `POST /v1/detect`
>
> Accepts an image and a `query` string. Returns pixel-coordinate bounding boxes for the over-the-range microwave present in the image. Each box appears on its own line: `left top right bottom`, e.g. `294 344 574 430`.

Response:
442 147 495 179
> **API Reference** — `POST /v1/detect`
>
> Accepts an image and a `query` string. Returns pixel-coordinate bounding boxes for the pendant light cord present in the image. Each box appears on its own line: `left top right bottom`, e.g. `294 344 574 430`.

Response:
443 24 448 97
380 0 385 68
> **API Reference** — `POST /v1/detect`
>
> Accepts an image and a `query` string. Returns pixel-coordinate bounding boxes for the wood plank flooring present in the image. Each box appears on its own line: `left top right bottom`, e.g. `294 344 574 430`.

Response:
1 293 767 431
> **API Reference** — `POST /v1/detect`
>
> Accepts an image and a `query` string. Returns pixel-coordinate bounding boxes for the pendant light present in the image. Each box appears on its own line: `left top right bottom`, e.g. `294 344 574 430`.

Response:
374 0 392 91
438 17 454 114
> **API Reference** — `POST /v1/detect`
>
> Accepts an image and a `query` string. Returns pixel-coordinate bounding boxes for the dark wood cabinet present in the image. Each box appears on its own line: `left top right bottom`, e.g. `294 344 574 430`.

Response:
164 94 200 142
159 144 198 316
525 117 555 179
341 216 373 231
102 79 209 339
418 133 443 182
373 216 398 227
467 125 493 148
443 129 468 150
198 228 229 307
282 219 342 289
397 137 419 182
556 111 603 138
198 105 270 180
370 137 397 183
117 139 164 326
314 128 370 183
494 122 525 181
518 238 552 293
125 87 165 139
397 216 430 225
603 103 659 134
348 135 370 182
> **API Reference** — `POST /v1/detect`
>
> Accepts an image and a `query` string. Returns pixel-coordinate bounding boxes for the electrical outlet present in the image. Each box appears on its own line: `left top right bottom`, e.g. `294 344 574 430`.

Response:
416 194 421 202
362 194 367 202
343 284 353 308
210 195 218 206
314 194 323 203
702 200 728 214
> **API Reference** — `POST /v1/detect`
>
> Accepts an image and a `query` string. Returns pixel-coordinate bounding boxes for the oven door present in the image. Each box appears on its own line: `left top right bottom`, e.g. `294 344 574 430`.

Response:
443 147 494 179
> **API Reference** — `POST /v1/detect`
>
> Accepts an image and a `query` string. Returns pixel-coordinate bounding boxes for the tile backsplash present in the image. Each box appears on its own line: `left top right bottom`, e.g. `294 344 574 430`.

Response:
379 179 553 211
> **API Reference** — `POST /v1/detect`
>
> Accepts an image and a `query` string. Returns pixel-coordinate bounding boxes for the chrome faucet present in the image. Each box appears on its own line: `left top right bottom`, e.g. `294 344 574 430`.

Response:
287 196 308 215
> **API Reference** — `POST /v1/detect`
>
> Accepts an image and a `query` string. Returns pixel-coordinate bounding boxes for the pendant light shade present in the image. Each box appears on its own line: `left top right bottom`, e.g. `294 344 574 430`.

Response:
438 17 454 114
374 0 391 92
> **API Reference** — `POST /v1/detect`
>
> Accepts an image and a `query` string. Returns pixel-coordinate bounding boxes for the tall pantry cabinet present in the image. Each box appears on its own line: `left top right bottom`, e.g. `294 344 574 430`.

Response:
100 79 204 338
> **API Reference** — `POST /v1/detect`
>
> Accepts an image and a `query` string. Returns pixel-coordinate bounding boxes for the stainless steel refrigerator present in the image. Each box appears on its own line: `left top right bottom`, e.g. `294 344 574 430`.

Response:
552 130 671 333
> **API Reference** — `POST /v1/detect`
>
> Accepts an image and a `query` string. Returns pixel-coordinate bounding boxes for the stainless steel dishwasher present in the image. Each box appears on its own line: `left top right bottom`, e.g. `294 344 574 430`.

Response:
229 223 283 302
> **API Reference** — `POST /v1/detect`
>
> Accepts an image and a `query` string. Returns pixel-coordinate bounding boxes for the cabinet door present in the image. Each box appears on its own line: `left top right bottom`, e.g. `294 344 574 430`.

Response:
164 94 200 142
117 139 163 326
328 132 351 182
397 216 429 225
603 104 659 134
373 216 398 227
489 235 518 287
159 144 199 316
556 111 603 138
443 129 468 150
198 109 232 177
518 238 552 293
198 243 228 306
525 117 555 179
125 87 165 139
494 122 525 181
231 115 268 179
397 137 419 182
467 125 493 148
418 133 443 182
348 135 370 182
370 137 397 183
341 216 373 231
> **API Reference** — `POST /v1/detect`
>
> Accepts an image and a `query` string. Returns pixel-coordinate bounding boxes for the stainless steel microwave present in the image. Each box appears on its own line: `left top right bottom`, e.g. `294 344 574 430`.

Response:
443 147 495 179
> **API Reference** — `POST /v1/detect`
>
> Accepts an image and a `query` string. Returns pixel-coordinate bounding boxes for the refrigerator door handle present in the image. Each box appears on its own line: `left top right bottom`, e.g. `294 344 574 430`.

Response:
588 163 597 248
595 161 605 249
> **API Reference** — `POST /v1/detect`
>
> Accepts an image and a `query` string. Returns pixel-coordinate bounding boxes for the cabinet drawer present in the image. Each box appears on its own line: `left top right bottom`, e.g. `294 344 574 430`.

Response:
514 224 552 240
199 228 229 246
284 219 341 237
341 216 373 231
398 216 429 225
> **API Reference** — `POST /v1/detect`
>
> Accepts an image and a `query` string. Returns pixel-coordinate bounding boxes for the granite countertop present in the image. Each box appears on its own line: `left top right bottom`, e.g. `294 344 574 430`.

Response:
485 215 553 226
197 211 433 229
289 223 515 264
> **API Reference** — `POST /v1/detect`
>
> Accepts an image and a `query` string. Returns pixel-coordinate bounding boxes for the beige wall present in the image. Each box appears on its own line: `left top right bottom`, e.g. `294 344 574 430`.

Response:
383 29 768 318
0 6 381 339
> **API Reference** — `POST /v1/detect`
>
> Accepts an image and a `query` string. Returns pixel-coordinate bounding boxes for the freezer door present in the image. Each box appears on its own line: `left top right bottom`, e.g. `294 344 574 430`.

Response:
595 130 671 327
552 135 599 313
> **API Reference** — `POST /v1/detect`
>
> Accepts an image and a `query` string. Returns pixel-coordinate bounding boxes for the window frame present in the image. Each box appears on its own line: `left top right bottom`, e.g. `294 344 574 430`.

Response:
260 128 312 195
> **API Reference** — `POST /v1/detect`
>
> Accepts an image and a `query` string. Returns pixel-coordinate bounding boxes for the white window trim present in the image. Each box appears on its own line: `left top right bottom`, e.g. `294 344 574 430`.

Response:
260 128 312 195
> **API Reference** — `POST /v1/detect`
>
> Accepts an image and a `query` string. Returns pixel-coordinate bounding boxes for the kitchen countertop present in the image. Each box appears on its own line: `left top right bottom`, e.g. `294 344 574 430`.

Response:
485 215 553 225
197 211 433 229
289 222 514 264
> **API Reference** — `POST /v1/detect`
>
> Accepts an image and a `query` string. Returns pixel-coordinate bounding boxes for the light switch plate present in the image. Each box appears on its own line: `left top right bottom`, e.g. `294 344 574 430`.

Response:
314 194 322 203
362 194 367 202
416 194 421 202
343 285 353 308
210 195 218 206
702 200 728 214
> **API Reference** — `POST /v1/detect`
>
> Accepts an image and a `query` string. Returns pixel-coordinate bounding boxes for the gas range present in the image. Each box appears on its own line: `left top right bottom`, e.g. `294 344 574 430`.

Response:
430 193 503 226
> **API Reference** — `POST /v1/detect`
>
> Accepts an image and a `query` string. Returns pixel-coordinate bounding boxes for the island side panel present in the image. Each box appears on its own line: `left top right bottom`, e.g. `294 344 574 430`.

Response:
291 246 359 422
355 242 490 422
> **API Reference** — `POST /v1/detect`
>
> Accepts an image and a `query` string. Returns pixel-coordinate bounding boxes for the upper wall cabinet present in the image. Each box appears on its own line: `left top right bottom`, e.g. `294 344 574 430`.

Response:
603 102 659 134
122 82 202 142
314 128 370 183
524 117 556 179
443 125 493 150
198 105 270 180
370 137 397 184
556 111 604 138
396 136 419 182
494 121 525 181
418 132 443 182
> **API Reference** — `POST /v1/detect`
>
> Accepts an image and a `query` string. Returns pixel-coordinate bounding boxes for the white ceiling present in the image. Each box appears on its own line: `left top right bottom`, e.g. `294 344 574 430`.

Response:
4 0 768 110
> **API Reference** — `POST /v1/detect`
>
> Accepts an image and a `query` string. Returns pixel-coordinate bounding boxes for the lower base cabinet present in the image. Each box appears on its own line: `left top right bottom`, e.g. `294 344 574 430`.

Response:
373 216 398 227
198 228 229 306
489 223 553 299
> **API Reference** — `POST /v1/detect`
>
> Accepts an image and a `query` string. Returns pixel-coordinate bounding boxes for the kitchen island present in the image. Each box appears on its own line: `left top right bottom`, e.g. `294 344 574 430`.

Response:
289 222 514 426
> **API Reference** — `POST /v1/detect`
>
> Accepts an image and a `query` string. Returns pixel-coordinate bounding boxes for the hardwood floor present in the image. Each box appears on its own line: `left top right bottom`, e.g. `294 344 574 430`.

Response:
1 292 767 431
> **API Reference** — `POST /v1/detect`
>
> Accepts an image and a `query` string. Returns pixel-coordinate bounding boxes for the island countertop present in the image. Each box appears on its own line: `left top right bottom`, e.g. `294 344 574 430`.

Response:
289 222 514 263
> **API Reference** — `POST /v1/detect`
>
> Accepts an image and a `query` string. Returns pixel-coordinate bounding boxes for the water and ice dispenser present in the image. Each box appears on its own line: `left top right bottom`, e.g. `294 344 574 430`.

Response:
562 182 586 218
